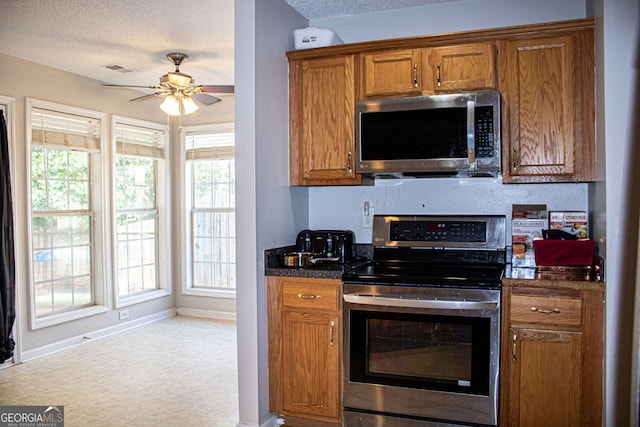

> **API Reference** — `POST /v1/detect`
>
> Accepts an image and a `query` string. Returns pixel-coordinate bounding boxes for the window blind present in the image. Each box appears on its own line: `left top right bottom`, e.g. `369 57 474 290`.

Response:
115 122 166 159
31 108 101 151
185 129 235 160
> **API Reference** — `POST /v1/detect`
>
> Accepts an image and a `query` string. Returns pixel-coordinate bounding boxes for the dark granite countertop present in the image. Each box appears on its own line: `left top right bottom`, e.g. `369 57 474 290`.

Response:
264 244 372 280
266 245 604 285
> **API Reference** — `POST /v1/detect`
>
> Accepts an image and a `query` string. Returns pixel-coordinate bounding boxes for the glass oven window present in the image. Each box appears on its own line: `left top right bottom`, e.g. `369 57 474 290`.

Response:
349 310 491 395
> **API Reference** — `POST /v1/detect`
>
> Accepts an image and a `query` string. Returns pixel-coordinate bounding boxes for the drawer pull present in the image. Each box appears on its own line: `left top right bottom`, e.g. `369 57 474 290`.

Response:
413 63 419 88
298 293 322 300
330 320 335 346
530 306 561 314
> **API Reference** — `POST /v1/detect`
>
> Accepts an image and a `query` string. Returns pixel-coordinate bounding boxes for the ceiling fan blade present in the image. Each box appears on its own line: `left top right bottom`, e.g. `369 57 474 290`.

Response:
198 85 235 94
192 93 222 105
102 84 163 90
130 92 167 102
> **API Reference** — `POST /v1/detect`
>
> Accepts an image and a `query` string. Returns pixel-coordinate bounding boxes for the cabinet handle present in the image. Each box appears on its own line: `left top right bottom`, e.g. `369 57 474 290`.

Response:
413 63 418 88
530 306 561 314
512 146 518 171
298 293 321 300
512 333 517 362
329 320 335 346
347 151 353 173
436 63 441 87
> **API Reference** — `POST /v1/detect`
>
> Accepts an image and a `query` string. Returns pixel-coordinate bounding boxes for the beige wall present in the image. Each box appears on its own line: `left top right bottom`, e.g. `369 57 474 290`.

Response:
0 53 235 357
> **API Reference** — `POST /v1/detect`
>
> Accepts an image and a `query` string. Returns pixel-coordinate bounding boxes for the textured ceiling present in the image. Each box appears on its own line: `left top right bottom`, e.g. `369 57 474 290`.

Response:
284 0 458 19
0 0 457 90
0 0 235 89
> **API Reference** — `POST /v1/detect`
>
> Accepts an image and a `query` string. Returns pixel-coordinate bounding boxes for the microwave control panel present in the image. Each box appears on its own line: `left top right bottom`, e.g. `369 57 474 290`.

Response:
475 106 494 158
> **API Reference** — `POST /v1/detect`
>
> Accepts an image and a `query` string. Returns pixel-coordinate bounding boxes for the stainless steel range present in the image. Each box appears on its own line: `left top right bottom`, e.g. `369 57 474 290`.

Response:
342 215 506 427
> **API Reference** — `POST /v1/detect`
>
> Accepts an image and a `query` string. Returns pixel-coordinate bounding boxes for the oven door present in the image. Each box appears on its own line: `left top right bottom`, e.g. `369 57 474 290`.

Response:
343 284 500 426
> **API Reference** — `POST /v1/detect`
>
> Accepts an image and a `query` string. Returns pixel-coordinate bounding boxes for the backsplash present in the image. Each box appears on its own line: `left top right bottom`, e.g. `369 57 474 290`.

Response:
309 177 589 244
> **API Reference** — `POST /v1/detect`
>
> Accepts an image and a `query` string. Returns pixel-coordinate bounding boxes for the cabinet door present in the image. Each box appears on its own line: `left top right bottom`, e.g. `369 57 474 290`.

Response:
505 327 582 426
361 49 422 97
282 311 341 421
427 43 496 91
500 30 595 183
290 55 359 185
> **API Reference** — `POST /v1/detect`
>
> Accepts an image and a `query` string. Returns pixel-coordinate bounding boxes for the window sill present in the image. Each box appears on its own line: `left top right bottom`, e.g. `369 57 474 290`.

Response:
116 289 171 308
182 288 236 299
31 305 109 330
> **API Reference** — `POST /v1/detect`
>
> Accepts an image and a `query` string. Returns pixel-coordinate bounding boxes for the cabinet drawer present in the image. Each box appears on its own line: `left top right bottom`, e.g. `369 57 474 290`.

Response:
510 294 582 327
282 281 341 311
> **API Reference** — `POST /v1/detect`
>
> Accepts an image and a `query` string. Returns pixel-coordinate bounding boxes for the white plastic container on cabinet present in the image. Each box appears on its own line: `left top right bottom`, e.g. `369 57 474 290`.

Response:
293 27 343 50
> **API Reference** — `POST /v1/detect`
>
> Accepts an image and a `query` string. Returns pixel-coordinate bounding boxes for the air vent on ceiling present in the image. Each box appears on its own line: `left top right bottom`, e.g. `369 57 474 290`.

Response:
103 64 137 73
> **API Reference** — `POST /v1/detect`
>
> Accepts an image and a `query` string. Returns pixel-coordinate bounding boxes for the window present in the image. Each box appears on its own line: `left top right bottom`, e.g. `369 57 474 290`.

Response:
27 99 107 327
182 124 236 297
113 117 169 305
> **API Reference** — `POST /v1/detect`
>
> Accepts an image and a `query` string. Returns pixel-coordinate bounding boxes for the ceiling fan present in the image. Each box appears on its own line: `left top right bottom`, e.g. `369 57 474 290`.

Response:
102 52 234 116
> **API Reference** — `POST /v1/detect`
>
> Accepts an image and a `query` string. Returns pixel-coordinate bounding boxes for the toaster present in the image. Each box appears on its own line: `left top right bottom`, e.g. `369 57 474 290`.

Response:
295 230 356 263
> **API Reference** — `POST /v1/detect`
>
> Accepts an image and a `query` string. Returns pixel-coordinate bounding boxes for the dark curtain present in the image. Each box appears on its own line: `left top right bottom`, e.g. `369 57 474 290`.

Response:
0 110 15 363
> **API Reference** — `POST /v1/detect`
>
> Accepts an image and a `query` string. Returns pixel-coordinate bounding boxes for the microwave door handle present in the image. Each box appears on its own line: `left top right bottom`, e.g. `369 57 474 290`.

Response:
467 97 476 165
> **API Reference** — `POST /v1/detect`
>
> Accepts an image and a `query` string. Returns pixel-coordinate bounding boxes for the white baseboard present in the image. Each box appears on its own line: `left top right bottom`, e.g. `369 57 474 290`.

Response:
176 306 237 321
236 414 280 427
20 308 177 362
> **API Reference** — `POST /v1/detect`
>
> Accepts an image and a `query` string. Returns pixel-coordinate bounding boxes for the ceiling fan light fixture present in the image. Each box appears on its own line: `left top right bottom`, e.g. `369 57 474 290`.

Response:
182 95 200 115
160 94 181 116
167 72 193 88
103 52 233 117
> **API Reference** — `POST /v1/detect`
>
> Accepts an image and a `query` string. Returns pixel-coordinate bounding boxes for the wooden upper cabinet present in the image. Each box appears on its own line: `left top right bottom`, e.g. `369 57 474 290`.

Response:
289 54 363 186
361 49 422 97
361 42 495 97
287 19 595 186
499 29 595 183
425 42 496 92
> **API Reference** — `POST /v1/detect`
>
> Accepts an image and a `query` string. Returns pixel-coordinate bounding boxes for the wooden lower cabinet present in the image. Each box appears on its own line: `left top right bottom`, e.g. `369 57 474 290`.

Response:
500 281 604 426
268 276 342 426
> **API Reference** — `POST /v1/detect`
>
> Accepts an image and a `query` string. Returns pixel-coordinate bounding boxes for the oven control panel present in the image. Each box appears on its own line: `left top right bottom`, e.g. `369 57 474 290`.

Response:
390 220 486 242
373 215 506 249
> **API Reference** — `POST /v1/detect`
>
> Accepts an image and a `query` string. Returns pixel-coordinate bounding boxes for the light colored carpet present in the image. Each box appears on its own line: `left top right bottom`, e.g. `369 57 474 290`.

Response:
0 315 239 426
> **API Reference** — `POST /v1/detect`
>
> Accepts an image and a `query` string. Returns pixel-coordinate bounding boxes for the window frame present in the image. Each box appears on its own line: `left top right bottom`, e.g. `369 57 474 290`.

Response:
180 123 236 299
26 98 109 329
111 116 171 308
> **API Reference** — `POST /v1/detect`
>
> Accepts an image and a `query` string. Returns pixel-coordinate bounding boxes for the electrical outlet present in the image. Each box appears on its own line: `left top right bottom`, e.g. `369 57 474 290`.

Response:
362 206 374 229
119 310 129 321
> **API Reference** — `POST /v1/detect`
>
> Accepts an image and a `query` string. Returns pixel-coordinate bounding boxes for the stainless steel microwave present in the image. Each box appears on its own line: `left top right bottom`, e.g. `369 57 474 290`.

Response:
355 91 501 177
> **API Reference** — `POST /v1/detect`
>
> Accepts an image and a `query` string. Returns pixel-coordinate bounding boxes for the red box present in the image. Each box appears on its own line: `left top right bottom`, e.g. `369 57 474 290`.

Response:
533 239 595 266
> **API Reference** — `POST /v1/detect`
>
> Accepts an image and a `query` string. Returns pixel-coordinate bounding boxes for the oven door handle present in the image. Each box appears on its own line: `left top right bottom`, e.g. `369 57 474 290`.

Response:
343 293 499 311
